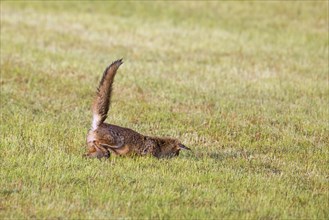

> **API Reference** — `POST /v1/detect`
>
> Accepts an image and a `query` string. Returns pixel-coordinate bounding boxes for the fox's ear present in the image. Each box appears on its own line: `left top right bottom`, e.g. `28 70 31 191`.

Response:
178 143 191 151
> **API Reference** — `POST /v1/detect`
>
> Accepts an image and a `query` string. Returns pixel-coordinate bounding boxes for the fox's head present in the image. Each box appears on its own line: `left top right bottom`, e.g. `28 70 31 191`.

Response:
151 137 191 158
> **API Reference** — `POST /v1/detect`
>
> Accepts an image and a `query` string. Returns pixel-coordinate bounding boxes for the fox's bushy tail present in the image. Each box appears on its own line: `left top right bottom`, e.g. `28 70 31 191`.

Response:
91 59 123 130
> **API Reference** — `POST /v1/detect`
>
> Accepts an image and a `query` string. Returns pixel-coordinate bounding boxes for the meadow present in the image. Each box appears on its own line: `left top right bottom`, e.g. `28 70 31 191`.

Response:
1 1 328 219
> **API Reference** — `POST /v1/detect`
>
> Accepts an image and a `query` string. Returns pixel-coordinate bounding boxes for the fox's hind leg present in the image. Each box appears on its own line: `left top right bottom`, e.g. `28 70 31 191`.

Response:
84 141 110 159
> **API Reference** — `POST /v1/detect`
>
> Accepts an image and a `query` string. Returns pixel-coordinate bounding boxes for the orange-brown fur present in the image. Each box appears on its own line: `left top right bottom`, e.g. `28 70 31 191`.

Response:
84 59 190 159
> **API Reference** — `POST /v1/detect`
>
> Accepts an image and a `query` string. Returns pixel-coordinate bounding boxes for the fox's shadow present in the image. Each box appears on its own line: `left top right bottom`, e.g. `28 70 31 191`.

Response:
187 148 253 162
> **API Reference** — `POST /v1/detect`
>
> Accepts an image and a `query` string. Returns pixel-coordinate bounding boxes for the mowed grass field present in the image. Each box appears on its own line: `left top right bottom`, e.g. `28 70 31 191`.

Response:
1 1 328 219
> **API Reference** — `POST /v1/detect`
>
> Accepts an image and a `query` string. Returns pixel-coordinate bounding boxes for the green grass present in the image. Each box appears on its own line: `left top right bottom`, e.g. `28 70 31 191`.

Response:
1 1 328 219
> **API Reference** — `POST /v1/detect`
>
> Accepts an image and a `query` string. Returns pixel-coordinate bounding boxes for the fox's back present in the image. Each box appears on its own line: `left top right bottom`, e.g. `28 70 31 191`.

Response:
100 123 144 143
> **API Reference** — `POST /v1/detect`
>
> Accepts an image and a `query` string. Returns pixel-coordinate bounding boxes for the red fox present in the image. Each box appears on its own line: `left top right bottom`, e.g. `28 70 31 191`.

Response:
84 59 191 159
